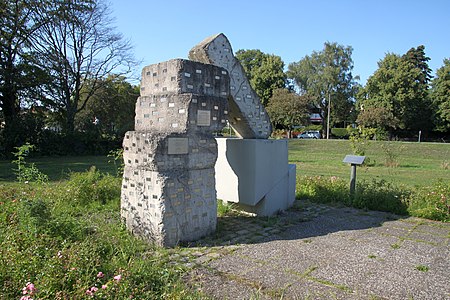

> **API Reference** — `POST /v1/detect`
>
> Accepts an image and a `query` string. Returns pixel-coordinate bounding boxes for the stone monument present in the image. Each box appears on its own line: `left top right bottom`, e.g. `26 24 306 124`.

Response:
121 59 229 247
121 34 296 247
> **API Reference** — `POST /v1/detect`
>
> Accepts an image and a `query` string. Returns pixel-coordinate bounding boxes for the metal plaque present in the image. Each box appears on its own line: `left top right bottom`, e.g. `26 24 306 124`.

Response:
197 110 211 126
168 138 189 155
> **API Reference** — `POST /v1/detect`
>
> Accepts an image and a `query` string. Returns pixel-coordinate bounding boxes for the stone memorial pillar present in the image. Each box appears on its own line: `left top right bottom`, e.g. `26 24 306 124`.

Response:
121 59 229 247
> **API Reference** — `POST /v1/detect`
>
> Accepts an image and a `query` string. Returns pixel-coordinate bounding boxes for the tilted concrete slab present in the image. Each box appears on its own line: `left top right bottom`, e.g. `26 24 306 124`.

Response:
189 33 272 139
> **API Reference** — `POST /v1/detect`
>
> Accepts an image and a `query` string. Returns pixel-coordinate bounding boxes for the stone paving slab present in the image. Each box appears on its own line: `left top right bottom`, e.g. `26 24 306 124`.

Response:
183 200 450 299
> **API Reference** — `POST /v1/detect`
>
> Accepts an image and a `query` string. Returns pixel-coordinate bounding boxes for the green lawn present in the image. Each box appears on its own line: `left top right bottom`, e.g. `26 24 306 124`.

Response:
1 140 449 187
0 155 115 182
289 139 450 187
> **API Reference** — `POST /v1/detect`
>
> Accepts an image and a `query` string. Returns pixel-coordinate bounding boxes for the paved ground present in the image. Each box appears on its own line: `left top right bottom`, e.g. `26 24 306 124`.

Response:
178 200 450 299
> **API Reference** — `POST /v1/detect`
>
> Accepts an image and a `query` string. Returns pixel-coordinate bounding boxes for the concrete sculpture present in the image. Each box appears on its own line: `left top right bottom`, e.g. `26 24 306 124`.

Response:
121 59 229 247
121 34 296 247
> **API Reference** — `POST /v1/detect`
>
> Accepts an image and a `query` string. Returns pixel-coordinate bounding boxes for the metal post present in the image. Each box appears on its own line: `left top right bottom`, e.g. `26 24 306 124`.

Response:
350 164 357 195
326 91 331 140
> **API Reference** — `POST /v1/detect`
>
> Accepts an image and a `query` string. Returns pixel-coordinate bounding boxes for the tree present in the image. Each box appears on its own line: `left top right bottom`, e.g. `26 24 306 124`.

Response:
75 75 139 139
266 88 310 138
431 59 450 132
236 49 286 106
357 46 433 136
31 0 135 134
287 42 358 138
0 0 51 154
0 0 47 127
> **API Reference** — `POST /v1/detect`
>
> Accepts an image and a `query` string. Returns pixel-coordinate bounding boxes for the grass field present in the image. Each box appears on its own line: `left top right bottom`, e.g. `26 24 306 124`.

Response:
1 140 449 187
289 139 450 187
0 155 114 182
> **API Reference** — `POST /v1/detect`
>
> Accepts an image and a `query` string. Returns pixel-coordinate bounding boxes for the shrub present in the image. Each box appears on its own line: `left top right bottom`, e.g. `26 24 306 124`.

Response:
353 179 409 215
63 166 121 206
297 176 351 206
12 143 48 183
380 142 405 168
331 128 349 139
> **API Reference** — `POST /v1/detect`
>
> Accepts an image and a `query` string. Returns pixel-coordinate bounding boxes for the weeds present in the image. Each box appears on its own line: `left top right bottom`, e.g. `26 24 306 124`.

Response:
415 265 429 272
217 199 235 217
0 169 197 299
297 175 449 222
380 142 404 167
12 143 48 183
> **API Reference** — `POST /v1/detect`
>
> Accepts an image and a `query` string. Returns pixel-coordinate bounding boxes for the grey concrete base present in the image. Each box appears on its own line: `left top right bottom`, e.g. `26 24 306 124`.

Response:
215 138 296 216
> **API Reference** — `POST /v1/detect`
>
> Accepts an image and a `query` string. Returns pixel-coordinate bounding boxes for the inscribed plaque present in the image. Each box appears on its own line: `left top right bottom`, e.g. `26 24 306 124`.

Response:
197 110 211 126
168 138 189 155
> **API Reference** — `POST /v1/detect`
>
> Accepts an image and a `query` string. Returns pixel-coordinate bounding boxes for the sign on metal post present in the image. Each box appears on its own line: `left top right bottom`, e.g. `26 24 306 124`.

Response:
342 155 366 195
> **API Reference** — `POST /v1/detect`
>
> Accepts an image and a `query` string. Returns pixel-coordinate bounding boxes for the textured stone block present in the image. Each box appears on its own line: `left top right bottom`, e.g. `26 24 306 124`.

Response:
123 131 218 172
140 59 229 98
121 166 217 247
135 94 228 134
189 33 272 139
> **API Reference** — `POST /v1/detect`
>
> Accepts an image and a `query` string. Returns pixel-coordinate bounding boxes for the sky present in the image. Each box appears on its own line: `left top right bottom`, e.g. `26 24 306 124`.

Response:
110 0 450 85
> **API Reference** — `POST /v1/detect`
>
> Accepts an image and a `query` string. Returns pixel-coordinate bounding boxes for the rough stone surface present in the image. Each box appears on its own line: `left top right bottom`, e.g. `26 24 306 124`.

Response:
121 59 229 247
189 33 272 139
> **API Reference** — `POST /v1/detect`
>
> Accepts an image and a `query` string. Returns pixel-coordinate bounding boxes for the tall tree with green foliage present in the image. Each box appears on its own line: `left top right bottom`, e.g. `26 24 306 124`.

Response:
431 59 450 132
266 88 310 138
357 46 433 136
287 42 358 138
0 0 51 154
0 0 47 127
235 49 286 106
75 75 139 139
31 0 136 134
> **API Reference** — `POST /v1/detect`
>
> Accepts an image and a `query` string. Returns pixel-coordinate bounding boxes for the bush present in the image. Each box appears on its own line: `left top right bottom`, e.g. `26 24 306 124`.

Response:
331 128 349 139
63 166 121 206
297 176 351 206
354 179 409 215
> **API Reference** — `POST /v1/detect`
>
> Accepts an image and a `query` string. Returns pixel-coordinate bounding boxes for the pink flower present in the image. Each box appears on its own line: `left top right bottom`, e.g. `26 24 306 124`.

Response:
90 286 99 292
22 282 37 296
85 289 93 296
97 271 104 278
20 296 32 300
102 284 107 289
114 274 122 282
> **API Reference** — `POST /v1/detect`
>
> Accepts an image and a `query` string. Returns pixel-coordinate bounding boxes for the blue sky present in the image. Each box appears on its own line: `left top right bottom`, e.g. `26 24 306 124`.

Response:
110 0 449 85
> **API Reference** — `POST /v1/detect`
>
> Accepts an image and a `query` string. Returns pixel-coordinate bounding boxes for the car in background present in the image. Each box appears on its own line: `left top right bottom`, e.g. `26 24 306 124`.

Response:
297 130 321 139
